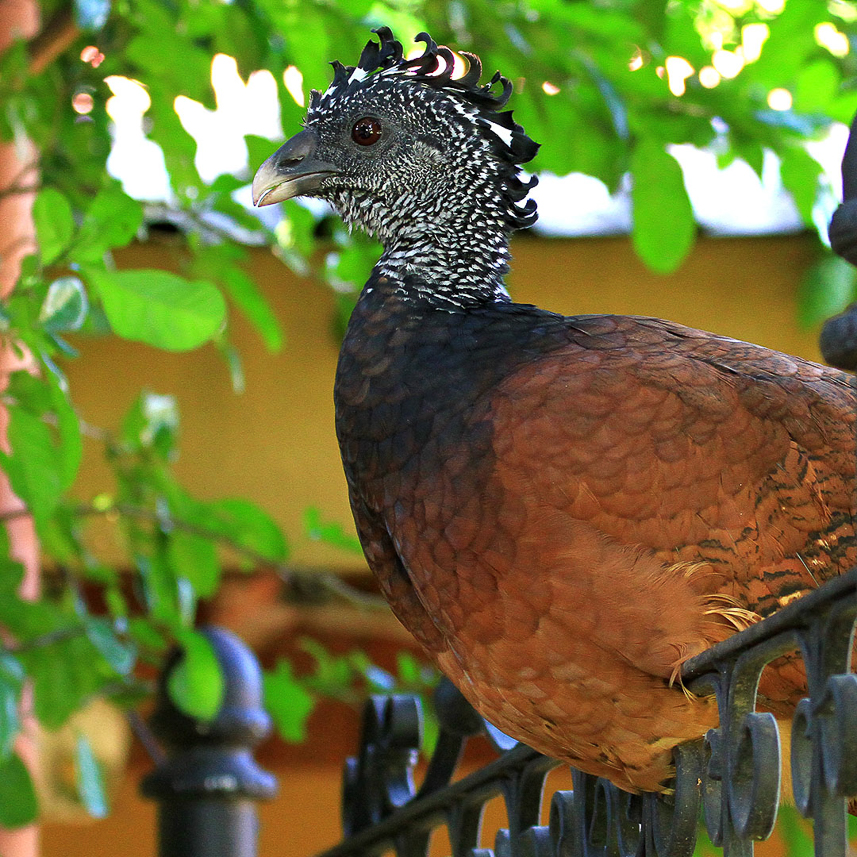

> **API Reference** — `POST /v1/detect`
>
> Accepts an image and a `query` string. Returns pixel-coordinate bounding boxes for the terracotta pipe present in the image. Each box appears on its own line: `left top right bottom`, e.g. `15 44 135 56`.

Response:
0 0 43 854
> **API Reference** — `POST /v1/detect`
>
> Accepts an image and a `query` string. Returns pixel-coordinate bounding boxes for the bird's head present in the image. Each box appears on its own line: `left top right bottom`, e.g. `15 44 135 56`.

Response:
252 28 540 246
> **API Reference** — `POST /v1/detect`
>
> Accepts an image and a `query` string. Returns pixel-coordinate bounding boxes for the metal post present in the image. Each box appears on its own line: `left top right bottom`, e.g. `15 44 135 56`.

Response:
823 108 857 370
141 626 278 857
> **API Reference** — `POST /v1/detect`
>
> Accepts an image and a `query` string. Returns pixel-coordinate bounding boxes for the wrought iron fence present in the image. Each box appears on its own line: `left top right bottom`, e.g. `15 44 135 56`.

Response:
141 569 857 857
314 567 857 857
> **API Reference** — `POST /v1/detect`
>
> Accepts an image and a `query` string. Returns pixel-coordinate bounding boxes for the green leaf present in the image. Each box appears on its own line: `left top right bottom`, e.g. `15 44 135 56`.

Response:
25 629 113 729
268 1 329 92
798 255 857 327
781 146 823 229
205 498 288 562
304 507 362 555
220 267 284 353
324 238 383 292
300 638 355 695
4 370 51 416
126 618 168 654
210 174 246 194
0 752 38 828
0 580 56 640
146 81 202 193
396 652 421 685
632 0 668 40
245 134 279 173
105 586 128 619
39 277 89 333
85 618 136 675
166 530 220 598
33 188 74 265
264 660 315 743
136 554 183 627
75 733 108 818
167 630 224 721
793 59 840 116
778 803 814 857
125 9 213 106
630 140 695 274
88 269 226 351
0 652 23 760
162 486 288 565
275 201 319 275
71 185 143 264
848 811 857 841
44 369 82 493
211 4 266 77
2 370 82 508
0 406 63 529
421 703 439 757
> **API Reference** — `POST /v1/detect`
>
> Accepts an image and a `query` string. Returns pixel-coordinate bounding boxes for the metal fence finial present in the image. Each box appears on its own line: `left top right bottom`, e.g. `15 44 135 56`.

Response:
141 626 278 857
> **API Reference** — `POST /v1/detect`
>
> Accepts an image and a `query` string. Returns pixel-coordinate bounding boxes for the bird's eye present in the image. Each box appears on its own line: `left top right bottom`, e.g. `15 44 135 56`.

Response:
352 117 382 146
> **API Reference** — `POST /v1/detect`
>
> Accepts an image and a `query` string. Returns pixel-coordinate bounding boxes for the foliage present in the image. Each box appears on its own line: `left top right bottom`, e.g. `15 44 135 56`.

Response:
0 0 855 829
265 642 439 749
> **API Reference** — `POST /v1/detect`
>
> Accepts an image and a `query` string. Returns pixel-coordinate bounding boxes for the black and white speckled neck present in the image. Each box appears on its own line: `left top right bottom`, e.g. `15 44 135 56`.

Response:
327 146 516 307
300 28 539 310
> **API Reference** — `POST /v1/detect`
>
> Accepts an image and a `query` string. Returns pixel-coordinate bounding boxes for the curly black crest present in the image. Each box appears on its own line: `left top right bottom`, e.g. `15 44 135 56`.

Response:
307 27 540 229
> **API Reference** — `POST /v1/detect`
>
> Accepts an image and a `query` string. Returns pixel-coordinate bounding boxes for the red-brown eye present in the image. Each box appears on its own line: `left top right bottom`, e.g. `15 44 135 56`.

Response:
352 117 382 146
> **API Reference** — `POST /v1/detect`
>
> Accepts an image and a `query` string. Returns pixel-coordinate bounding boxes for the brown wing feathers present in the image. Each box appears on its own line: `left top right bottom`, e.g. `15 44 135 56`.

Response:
344 309 856 789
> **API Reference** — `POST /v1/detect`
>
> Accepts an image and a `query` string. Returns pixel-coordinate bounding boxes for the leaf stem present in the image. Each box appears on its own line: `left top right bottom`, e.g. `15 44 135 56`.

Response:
126 708 166 765
4 625 86 653
0 501 387 611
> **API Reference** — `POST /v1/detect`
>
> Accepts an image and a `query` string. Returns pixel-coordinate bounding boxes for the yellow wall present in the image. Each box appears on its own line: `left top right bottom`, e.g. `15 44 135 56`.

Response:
64 233 824 571
42 232 826 856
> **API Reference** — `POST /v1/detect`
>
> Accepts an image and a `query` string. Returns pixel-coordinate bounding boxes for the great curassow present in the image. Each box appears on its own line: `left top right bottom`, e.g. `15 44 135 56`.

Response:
253 29 857 793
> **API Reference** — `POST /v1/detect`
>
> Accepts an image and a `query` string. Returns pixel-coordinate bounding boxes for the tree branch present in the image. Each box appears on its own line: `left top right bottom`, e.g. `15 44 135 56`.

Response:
0 184 40 200
28 6 79 75
0 159 40 200
0 501 387 611
106 501 388 610
126 708 166 765
4 624 87 653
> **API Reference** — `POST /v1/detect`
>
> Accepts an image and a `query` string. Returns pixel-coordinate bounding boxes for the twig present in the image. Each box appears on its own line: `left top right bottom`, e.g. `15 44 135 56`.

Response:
77 417 115 444
102 501 386 609
0 496 386 610
126 709 166 765
27 7 80 75
0 184 40 201
4 624 87 653
145 203 264 248
1 159 39 191
78 501 387 611
0 159 41 201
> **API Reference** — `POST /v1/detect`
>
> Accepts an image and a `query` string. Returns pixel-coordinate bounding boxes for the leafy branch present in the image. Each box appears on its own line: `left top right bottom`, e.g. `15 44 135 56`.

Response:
76 500 387 611
3 625 87 654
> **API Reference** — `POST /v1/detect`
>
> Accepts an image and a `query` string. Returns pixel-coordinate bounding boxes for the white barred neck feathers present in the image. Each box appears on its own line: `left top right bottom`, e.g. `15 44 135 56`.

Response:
303 28 540 306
